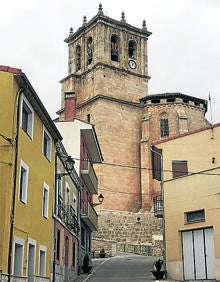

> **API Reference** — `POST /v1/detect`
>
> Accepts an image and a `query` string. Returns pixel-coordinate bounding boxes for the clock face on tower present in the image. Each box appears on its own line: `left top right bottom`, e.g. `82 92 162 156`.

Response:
128 59 137 69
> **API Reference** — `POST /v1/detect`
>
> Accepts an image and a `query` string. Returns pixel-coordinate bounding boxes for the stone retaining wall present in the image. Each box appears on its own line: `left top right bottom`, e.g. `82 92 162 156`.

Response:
92 210 163 256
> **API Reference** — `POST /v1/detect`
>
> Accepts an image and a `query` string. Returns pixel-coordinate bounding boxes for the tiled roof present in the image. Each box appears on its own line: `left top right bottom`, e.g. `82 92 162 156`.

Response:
152 123 220 145
0 65 21 74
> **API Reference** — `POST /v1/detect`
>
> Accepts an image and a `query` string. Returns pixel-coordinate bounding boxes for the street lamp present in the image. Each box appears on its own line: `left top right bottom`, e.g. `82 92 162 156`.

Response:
56 156 75 179
92 194 104 207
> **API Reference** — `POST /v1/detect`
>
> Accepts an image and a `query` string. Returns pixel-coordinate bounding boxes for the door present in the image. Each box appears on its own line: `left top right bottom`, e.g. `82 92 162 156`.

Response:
64 236 69 281
27 244 35 282
182 228 215 280
204 228 215 279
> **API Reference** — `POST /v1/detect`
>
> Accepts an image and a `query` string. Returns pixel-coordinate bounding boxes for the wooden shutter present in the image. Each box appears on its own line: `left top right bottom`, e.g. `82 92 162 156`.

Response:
172 160 188 178
151 146 162 181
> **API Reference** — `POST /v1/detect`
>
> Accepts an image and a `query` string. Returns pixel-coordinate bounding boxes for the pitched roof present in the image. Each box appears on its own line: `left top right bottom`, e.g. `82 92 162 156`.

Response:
152 123 220 145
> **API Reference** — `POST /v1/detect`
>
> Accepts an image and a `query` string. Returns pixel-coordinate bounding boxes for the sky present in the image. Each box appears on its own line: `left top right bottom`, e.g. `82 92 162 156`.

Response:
1 0 220 123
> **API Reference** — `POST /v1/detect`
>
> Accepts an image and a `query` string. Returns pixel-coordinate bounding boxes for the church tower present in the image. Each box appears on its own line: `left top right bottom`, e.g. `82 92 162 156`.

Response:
58 4 152 212
58 4 208 213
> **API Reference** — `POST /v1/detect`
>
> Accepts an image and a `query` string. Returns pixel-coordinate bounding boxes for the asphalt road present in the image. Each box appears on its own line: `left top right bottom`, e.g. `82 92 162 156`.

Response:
77 252 160 282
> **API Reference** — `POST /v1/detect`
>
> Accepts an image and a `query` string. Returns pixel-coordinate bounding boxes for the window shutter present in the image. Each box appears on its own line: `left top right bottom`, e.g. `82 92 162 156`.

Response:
172 160 188 178
151 146 162 181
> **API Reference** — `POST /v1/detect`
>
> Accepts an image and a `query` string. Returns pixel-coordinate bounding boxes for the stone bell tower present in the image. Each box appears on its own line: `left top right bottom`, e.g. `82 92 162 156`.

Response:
58 4 152 212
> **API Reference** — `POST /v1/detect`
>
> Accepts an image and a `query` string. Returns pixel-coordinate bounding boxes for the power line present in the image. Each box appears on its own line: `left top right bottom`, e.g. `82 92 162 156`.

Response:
98 185 155 195
72 157 220 176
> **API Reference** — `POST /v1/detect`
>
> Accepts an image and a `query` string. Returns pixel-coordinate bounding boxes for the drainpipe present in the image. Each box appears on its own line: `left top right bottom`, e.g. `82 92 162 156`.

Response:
52 151 58 282
8 88 23 282
150 145 167 277
77 187 82 275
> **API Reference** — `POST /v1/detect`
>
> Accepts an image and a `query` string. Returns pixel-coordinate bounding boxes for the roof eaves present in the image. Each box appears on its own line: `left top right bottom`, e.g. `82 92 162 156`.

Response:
152 123 220 146
0 65 21 74
65 13 151 43
14 71 62 141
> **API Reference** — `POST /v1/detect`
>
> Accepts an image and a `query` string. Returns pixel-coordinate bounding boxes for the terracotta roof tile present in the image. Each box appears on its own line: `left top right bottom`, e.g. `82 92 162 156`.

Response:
152 123 220 145
0 65 21 74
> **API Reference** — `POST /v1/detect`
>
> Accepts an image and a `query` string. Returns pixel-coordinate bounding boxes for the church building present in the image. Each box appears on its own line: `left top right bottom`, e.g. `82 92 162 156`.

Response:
57 4 208 213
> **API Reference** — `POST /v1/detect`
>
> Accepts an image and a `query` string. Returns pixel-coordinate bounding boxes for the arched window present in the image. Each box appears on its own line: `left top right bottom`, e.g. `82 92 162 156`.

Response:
111 34 119 62
87 37 93 65
128 40 136 59
160 113 169 137
76 45 81 71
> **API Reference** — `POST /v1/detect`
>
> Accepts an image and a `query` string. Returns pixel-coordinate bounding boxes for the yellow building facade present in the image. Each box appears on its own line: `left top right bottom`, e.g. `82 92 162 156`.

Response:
0 66 62 281
153 124 220 280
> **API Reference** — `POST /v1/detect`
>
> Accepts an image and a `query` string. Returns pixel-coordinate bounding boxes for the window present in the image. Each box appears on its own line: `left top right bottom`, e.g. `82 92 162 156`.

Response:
87 114 91 123
43 127 52 161
42 183 49 218
111 34 119 62
81 227 85 247
66 186 70 207
128 40 136 59
56 229 60 260
76 45 81 71
72 241 76 267
88 233 91 252
21 95 34 139
172 160 188 178
186 209 205 223
151 146 162 181
13 237 24 275
39 245 46 276
160 118 169 137
19 160 29 203
65 236 69 265
57 177 63 218
87 37 93 65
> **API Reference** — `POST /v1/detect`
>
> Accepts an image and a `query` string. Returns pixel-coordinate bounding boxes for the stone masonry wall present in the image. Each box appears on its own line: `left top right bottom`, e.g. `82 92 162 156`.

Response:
92 210 163 256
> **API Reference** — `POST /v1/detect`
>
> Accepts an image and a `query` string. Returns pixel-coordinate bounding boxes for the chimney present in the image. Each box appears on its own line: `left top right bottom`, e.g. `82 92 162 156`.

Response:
64 92 76 120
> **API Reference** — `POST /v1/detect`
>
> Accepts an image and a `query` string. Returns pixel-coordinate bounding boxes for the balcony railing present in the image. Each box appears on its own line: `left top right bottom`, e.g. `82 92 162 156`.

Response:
81 160 98 194
153 195 163 218
81 201 98 231
57 200 79 234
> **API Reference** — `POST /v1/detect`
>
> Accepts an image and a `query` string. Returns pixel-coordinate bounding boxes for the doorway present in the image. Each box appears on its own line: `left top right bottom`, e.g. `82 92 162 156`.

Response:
27 243 35 282
182 228 215 280
64 236 69 281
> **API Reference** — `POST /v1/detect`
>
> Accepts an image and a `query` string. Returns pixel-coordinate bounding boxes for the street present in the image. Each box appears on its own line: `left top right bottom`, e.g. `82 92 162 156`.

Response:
76 252 160 282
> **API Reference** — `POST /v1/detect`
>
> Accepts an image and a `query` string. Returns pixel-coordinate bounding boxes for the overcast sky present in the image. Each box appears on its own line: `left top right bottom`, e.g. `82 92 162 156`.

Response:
1 0 220 123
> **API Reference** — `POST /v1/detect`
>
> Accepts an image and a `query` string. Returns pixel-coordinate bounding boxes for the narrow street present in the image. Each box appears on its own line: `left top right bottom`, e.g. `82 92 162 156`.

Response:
76 252 160 282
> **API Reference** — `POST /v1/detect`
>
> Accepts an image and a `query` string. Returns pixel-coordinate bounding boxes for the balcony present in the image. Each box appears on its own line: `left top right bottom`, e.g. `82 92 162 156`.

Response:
57 200 79 234
81 160 98 194
81 201 98 231
153 195 163 218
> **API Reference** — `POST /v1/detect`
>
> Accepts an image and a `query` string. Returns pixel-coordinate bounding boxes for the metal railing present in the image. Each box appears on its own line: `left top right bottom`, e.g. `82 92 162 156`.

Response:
153 195 164 218
57 200 79 234
81 201 98 231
